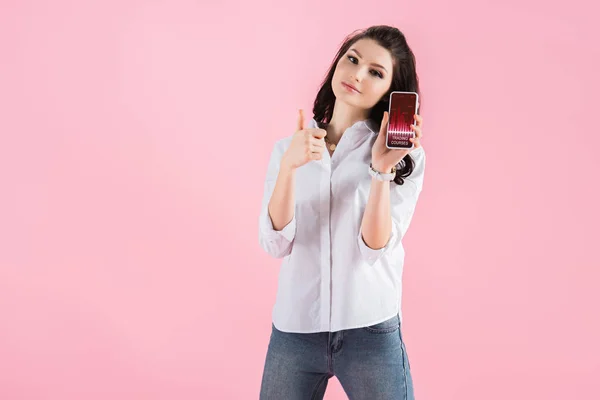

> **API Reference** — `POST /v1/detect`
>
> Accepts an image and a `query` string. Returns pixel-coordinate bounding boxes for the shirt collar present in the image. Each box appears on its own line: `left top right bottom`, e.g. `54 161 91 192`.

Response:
309 117 378 139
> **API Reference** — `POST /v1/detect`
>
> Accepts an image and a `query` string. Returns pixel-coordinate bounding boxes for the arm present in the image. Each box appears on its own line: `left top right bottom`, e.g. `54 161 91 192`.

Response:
360 177 393 250
358 149 426 265
258 109 327 258
258 143 297 259
268 163 296 231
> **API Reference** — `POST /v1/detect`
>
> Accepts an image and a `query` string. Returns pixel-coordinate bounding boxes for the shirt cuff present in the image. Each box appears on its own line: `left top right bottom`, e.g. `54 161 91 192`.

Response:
357 222 398 266
259 206 297 243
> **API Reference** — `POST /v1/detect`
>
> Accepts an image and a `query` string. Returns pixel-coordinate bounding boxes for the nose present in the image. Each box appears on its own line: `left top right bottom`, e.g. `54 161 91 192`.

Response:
353 66 369 82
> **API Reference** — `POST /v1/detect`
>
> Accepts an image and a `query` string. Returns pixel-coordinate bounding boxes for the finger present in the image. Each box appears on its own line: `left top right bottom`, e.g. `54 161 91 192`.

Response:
310 152 323 160
410 124 422 139
310 142 325 152
310 135 326 145
414 114 423 127
311 128 327 139
310 139 326 149
409 137 421 148
297 109 305 131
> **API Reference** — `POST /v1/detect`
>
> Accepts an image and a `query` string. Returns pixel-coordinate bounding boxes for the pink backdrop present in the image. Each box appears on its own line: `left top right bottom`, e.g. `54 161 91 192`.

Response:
1 0 599 399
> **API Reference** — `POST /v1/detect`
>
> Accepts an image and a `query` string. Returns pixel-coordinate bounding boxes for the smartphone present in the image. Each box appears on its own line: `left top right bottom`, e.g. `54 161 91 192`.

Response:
386 91 419 149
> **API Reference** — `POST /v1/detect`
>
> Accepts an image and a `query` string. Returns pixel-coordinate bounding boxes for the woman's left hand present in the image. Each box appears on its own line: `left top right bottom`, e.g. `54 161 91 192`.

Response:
371 111 423 173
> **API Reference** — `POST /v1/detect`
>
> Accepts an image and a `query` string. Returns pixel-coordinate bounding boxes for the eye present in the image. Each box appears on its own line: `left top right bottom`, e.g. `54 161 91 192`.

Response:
347 55 384 78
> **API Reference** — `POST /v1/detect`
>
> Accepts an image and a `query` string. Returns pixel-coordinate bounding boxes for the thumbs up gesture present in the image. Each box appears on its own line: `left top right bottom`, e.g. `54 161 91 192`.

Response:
281 109 327 171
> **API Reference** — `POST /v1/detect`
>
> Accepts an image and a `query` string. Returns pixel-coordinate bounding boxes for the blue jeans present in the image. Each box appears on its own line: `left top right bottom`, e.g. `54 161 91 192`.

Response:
259 314 415 400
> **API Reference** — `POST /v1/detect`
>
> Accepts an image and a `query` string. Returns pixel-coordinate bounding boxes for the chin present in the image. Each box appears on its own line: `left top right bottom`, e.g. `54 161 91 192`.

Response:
338 94 368 110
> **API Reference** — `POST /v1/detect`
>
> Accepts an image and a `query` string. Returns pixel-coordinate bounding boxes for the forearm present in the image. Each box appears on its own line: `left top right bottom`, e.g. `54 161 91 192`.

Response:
360 175 393 250
268 164 296 231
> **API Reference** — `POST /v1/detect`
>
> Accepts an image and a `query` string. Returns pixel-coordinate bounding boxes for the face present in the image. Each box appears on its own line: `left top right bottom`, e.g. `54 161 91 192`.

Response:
331 38 394 111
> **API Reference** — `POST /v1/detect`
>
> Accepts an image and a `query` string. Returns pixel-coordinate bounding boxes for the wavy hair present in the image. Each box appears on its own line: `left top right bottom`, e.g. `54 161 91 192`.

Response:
313 25 421 185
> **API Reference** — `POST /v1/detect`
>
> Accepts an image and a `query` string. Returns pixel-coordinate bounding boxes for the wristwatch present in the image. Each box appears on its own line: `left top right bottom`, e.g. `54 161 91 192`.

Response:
369 163 396 181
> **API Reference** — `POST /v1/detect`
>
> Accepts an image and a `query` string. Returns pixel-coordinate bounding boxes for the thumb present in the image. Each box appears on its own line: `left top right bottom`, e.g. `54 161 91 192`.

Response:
297 109 305 131
379 111 389 136
375 111 388 146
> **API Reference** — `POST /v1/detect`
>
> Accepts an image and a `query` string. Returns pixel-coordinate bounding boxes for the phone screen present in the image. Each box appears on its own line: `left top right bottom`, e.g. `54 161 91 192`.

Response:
386 92 418 149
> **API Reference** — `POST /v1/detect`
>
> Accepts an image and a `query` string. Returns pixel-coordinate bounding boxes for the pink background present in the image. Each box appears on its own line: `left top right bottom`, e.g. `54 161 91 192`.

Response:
1 0 599 399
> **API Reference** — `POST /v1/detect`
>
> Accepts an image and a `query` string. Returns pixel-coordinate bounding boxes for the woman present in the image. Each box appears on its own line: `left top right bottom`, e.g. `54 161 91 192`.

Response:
258 25 426 400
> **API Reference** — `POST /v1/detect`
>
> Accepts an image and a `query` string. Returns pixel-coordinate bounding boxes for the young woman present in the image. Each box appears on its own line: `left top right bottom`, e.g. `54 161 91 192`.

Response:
258 25 426 400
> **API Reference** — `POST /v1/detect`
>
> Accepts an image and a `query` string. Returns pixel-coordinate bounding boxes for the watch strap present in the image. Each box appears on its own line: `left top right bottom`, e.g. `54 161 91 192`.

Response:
369 163 396 181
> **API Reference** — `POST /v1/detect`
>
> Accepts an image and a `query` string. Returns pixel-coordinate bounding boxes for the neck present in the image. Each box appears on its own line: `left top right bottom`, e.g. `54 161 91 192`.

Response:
325 101 369 144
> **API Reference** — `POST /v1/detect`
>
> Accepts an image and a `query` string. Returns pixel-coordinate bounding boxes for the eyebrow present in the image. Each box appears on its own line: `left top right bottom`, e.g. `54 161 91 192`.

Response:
349 48 388 72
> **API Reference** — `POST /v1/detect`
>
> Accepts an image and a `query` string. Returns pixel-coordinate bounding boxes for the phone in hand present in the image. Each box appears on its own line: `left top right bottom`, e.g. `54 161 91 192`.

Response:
386 91 419 150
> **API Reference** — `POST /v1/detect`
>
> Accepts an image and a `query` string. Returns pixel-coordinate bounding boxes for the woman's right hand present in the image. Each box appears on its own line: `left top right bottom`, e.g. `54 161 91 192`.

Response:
281 109 327 171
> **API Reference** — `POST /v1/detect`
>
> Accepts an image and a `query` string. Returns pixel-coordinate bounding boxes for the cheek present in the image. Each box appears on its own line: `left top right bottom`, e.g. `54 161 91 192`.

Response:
333 62 347 79
365 82 389 102
332 62 351 89
331 67 339 83
372 80 392 100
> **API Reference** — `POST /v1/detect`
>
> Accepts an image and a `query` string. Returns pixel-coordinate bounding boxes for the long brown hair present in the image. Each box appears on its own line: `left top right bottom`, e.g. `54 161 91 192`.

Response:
313 25 421 185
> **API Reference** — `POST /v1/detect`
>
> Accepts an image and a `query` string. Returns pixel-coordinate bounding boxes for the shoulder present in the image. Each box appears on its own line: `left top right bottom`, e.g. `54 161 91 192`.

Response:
408 146 426 174
410 146 425 163
269 135 294 158
396 147 426 194
264 135 294 170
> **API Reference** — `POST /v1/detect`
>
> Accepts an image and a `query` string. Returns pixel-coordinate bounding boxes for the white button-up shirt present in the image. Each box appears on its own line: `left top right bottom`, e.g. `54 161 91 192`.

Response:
258 117 426 333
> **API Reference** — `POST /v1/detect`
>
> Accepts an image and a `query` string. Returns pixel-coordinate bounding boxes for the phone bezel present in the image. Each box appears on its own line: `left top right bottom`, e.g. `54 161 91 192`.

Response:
385 91 419 150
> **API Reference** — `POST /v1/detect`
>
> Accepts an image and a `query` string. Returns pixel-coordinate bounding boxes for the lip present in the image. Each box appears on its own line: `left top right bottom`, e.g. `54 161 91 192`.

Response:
342 81 360 93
